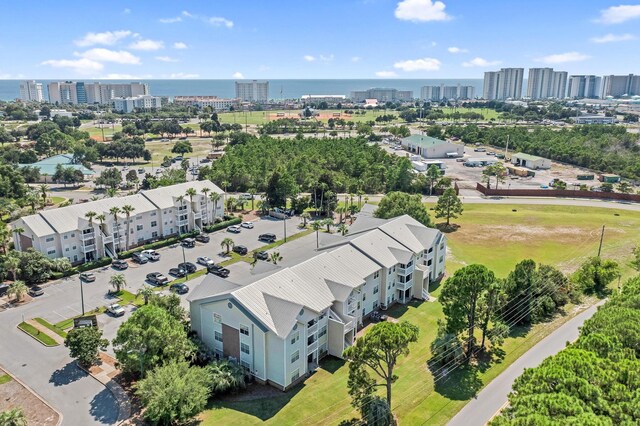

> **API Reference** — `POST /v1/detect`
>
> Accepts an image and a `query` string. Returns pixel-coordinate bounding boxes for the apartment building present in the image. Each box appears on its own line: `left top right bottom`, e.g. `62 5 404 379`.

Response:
48 81 149 105
172 96 240 111
350 88 413 103
300 95 347 104
600 74 640 98
188 214 446 390
420 84 475 101
483 68 524 100
12 181 224 264
112 95 163 113
567 75 601 99
527 68 567 99
235 80 269 103
19 80 44 102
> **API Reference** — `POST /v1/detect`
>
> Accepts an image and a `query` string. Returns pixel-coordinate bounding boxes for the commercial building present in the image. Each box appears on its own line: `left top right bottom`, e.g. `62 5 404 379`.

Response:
12 181 224 264
188 213 446 390
300 95 347 104
112 95 162 113
350 88 413 103
526 68 567 99
48 81 149 105
600 74 640 98
173 96 240 111
235 80 269 103
420 84 475 101
18 154 95 183
567 75 601 99
483 68 524 100
19 80 44 102
401 135 464 158
574 114 616 124
511 153 551 170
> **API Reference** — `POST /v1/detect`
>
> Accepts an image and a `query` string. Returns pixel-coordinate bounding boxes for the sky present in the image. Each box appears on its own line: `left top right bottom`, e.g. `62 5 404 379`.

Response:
0 0 639 79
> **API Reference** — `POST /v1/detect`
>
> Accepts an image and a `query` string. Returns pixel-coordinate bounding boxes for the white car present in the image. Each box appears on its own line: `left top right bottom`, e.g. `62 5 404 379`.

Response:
141 249 160 261
197 256 215 266
107 303 125 317
227 225 241 233
241 222 254 229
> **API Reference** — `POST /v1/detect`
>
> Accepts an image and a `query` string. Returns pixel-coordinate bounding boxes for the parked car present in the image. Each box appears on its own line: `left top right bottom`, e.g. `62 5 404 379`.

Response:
255 251 268 261
258 233 276 243
239 193 253 200
200 158 211 163
170 283 189 294
131 252 148 264
178 262 197 274
174 155 183 161
233 245 248 255
486 151 495 156
207 264 230 278
168 267 187 278
80 272 96 282
141 249 160 261
197 256 215 266
112 259 129 270
28 285 44 297
241 222 254 229
156 168 164 174
0 284 9 297
146 272 169 285
137 168 145 174
107 303 125 317
474 148 486 152
456 158 466 162
227 225 241 233
195 233 210 243
181 238 196 248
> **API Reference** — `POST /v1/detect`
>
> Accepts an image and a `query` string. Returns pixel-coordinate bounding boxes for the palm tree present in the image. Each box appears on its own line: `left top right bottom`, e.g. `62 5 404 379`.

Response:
137 286 154 305
226 196 237 213
201 187 210 224
0 407 28 426
95 214 106 235
185 187 197 229
337 223 349 236
221 180 229 214
0 224 11 255
221 237 234 255
51 257 72 273
311 221 322 249
109 207 122 251
11 227 24 252
207 359 247 393
337 206 346 224
25 191 38 213
4 255 20 281
85 211 97 225
106 188 118 198
248 188 257 211
39 184 49 208
270 251 283 265
300 212 311 228
209 192 222 219
323 218 333 233
110 273 127 293
8 281 27 302
121 205 135 250
357 189 365 209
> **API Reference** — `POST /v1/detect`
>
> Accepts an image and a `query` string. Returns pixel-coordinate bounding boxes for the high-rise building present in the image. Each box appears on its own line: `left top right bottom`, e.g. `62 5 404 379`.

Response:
19 80 44 102
235 80 269 103
483 68 524 100
350 88 413 103
527 68 567 99
420 84 475 101
112 95 162 113
567 75 601 99
599 74 640 98
47 81 148 104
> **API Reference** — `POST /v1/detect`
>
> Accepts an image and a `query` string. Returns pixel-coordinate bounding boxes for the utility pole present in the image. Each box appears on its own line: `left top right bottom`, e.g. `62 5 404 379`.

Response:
181 244 188 280
79 276 85 315
597 225 605 257
505 135 509 160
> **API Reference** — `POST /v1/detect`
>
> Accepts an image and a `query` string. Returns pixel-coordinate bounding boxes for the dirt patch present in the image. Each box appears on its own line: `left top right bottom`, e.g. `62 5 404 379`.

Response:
0 368 60 425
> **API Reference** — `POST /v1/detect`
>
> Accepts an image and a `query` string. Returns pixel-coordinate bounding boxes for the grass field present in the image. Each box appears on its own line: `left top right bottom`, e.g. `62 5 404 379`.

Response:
33 318 68 339
145 138 213 164
217 109 403 126
198 203 640 426
437 107 501 121
0 374 11 385
18 322 58 346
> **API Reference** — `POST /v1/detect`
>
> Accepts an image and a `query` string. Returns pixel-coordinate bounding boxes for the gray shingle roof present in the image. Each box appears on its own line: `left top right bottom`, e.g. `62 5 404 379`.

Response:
141 180 223 210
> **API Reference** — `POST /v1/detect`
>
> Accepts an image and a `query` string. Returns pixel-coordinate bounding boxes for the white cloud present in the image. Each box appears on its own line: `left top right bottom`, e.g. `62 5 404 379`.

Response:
303 55 316 62
598 5 640 24
395 0 451 22
41 58 104 74
447 46 468 53
181 10 194 18
319 54 334 62
208 17 234 28
536 51 590 64
129 39 164 51
168 72 199 79
160 16 182 23
462 57 501 67
122 8 131 14
590 33 636 43
97 73 153 79
232 71 244 79
351 56 362 62
173 42 188 49
77 48 141 64
161 11 233 28
393 57 441 71
155 56 178 62
74 30 132 47
375 71 398 77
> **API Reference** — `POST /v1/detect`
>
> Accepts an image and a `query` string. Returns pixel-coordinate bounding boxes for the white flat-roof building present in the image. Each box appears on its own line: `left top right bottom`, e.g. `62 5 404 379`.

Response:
12 181 224 264
112 95 162 113
300 95 347 104
19 80 44 102
172 96 240 111
483 68 524 100
401 135 464 159
574 115 616 124
235 80 269 103
188 213 446 390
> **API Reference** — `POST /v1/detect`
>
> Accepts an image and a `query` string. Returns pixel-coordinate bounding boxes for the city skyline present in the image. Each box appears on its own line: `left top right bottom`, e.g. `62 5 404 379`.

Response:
0 1 639 80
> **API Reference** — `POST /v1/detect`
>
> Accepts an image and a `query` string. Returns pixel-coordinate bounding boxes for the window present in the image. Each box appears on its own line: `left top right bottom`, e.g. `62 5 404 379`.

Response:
291 369 300 382
46 237 54 242
240 325 249 336
241 343 250 355
373 271 380 279
136 225 143 231
152 231 158 238
72 245 77 250
64 235 68 240
319 326 327 338
71 233 75 238
136 216 142 220
362 293 366 301
291 350 299 364
439 256 444 263
214 313 222 323
214 331 223 342
388 269 392 275
428 247 433 254
427 259 433 266
47 249 56 255
151 221 157 227
407 260 413 268
290 331 299 345
151 212 156 217
373 286 379 294
65 248 69 252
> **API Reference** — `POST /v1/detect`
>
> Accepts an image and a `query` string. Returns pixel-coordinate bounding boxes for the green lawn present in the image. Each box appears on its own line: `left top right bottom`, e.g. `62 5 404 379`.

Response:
198 203 640 425
145 138 214 164
49 196 66 205
436 107 501 121
18 322 58 346
217 109 403 126
33 318 68 339
0 374 12 385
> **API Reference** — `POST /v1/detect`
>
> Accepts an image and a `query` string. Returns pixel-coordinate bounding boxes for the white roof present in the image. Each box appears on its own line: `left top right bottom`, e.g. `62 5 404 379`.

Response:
378 215 440 254
141 180 223 210
349 229 413 268
17 215 55 238
329 244 380 278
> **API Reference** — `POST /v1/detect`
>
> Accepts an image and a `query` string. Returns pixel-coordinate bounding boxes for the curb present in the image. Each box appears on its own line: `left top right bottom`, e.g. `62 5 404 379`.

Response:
0 364 63 426
16 323 59 347
76 360 131 425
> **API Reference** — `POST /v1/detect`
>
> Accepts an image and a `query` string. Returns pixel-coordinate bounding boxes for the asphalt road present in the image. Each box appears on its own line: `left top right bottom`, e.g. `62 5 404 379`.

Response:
447 300 606 426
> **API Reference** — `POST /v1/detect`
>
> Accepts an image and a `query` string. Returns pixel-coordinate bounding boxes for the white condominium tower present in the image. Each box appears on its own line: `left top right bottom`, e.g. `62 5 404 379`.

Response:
599 74 640 98
567 75 601 99
19 80 44 102
235 80 269 103
47 81 149 104
483 68 524 100
527 68 567 99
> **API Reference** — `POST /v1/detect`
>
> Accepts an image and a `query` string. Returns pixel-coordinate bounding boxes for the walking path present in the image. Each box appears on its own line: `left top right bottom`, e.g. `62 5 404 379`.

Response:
85 353 131 424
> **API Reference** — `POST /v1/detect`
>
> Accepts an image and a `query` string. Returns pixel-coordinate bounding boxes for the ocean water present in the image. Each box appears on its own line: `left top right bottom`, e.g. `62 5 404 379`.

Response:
0 79 484 101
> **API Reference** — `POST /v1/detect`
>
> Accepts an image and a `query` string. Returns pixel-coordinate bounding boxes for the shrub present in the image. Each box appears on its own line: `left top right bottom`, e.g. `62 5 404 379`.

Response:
77 257 112 272
202 217 241 233
118 231 199 259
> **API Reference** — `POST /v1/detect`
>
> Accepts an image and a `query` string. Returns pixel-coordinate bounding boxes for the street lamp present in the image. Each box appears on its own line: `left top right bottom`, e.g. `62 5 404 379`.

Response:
283 213 287 243
79 275 85 315
181 244 189 281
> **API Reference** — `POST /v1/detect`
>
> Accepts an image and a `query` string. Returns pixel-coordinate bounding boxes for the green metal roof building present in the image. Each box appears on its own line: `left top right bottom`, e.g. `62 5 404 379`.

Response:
19 154 95 182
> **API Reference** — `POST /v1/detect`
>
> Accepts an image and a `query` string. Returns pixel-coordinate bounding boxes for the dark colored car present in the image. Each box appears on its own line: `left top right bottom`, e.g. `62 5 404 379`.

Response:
112 259 129 270
170 283 189 294
28 285 44 297
258 233 276 243
132 252 148 264
146 272 169 285
181 238 196 248
168 267 187 278
178 262 197 274
0 284 9 297
255 251 269 261
195 233 210 243
233 245 248 255
207 264 230 278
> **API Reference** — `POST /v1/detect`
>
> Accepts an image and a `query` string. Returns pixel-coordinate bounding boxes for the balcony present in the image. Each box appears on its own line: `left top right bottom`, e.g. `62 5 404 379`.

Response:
344 317 356 333
193 211 202 219
396 279 413 291
397 263 415 276
307 339 318 353
80 230 95 241
81 244 96 253
177 219 188 226
307 321 318 335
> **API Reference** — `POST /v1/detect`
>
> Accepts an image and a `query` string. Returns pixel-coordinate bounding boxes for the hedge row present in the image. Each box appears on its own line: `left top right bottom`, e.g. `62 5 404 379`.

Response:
203 217 242 233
